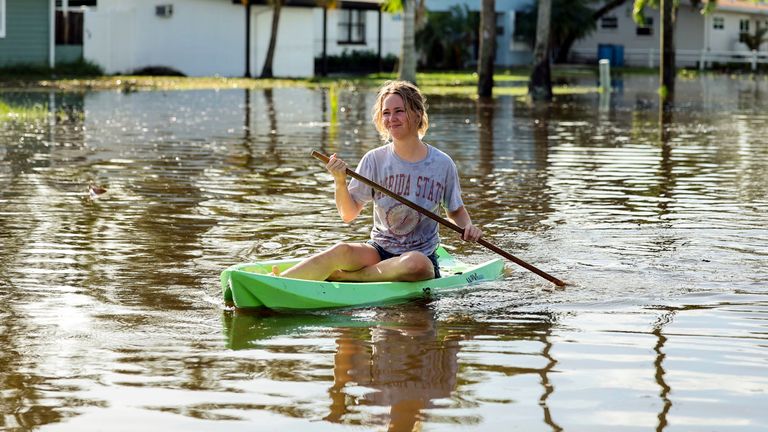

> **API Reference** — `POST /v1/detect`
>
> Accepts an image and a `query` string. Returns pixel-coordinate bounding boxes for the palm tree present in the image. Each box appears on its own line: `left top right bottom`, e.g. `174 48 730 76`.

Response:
478 0 496 97
383 0 418 83
742 26 768 51
632 0 719 104
555 0 629 63
261 0 283 78
529 0 553 101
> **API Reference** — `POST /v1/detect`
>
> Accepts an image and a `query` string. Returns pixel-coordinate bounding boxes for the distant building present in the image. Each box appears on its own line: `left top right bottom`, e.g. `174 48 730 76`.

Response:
0 0 95 69
570 0 768 69
83 0 401 77
424 0 534 67
0 0 54 68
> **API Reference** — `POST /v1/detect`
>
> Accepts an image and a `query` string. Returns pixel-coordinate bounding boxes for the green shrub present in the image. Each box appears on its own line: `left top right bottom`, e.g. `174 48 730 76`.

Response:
315 49 397 75
132 65 186 76
0 58 103 79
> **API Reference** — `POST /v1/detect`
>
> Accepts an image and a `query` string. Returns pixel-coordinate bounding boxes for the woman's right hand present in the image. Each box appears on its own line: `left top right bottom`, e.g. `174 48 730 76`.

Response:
326 154 348 182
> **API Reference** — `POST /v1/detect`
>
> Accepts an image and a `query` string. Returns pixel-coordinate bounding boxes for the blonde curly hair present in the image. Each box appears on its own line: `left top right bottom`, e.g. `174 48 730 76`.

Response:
371 80 429 142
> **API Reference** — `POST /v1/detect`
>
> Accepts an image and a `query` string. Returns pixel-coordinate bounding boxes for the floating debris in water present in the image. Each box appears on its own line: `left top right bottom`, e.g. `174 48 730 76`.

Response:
88 184 108 200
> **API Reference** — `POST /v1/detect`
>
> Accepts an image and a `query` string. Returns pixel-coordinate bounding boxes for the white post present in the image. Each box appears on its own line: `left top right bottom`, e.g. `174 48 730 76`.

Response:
699 49 706 71
49 0 55 67
599 58 611 93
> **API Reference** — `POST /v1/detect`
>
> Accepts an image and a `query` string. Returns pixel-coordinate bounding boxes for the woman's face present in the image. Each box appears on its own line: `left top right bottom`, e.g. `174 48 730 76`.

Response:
382 93 419 141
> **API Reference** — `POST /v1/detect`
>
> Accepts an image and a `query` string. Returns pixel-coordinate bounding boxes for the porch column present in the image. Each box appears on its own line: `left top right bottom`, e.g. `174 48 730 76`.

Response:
377 8 382 73
322 7 328 76
49 0 56 67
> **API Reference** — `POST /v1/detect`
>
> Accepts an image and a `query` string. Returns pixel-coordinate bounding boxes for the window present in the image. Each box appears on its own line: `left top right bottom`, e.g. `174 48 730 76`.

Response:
0 0 5 38
713 16 724 30
601 16 618 29
636 16 653 36
338 9 365 44
739 18 750 43
513 11 527 42
740 18 750 33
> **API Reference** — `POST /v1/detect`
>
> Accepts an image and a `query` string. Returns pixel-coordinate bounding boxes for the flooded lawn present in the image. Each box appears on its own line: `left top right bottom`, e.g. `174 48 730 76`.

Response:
1 75 766 431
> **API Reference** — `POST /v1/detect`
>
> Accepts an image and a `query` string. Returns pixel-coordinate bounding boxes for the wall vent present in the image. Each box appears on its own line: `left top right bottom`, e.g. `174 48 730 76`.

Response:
156 4 173 18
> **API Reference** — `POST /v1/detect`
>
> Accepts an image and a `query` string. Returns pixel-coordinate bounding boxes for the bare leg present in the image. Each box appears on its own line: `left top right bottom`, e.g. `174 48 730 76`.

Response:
276 243 381 281
329 251 435 282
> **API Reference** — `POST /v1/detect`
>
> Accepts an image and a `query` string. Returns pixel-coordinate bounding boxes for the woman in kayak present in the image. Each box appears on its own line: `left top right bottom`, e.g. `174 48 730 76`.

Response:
275 80 482 281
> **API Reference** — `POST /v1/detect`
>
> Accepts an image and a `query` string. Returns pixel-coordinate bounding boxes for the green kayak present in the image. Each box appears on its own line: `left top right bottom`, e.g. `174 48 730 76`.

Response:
221 246 505 310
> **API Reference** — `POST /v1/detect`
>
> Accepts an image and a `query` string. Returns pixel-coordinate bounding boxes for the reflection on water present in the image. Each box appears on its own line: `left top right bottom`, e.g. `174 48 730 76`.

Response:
1 76 767 430
224 303 562 431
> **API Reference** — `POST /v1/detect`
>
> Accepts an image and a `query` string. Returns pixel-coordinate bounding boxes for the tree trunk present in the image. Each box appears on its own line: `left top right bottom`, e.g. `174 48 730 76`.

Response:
529 0 552 101
478 0 495 97
398 0 417 84
261 0 282 79
244 0 252 78
660 0 675 106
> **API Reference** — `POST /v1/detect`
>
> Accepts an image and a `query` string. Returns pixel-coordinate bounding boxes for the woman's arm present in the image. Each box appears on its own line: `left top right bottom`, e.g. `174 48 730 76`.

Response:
326 154 365 223
447 205 483 241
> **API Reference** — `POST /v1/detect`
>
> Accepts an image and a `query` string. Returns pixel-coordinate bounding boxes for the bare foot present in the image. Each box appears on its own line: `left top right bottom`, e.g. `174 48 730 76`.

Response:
271 265 281 277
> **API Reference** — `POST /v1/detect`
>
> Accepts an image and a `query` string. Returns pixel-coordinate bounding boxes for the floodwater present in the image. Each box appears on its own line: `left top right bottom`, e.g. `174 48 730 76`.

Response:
0 75 766 431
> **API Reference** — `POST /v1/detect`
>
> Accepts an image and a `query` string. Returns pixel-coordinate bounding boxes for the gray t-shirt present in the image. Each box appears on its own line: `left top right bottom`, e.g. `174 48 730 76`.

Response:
348 143 464 255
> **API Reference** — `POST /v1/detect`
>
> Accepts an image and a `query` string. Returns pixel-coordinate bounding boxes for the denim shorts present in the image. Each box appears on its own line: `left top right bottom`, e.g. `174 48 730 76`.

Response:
366 240 441 278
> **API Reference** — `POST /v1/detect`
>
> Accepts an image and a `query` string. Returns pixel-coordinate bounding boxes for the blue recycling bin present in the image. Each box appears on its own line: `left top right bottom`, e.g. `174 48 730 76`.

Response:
613 45 624 67
597 44 625 67
598 44 613 63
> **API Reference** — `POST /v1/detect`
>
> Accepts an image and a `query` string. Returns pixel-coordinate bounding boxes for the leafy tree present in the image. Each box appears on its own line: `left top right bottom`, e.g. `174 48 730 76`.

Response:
517 0 630 64
416 5 478 69
632 0 717 104
742 26 768 51
556 0 629 63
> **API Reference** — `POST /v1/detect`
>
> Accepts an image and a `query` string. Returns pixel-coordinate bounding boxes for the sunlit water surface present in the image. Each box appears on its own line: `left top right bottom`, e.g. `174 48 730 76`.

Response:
1 75 766 431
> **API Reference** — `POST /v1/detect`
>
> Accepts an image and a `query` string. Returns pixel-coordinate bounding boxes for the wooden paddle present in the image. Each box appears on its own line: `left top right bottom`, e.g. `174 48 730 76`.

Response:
311 150 566 287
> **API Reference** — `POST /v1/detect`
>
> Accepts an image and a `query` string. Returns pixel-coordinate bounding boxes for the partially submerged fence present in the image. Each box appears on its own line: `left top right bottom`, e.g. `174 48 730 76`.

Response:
571 47 768 71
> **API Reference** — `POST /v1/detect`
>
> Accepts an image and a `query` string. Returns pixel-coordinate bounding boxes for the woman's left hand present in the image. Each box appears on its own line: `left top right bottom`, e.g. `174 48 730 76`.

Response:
462 224 483 242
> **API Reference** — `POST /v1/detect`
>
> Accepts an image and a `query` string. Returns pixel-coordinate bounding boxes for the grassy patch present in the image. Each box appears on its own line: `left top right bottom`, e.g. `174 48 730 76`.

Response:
0 101 49 122
310 68 597 96
41 76 322 92
1 66 601 97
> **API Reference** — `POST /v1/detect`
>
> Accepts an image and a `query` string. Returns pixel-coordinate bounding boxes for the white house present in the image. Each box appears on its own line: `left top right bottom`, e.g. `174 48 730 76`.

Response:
313 0 401 62
570 0 768 69
83 0 402 77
